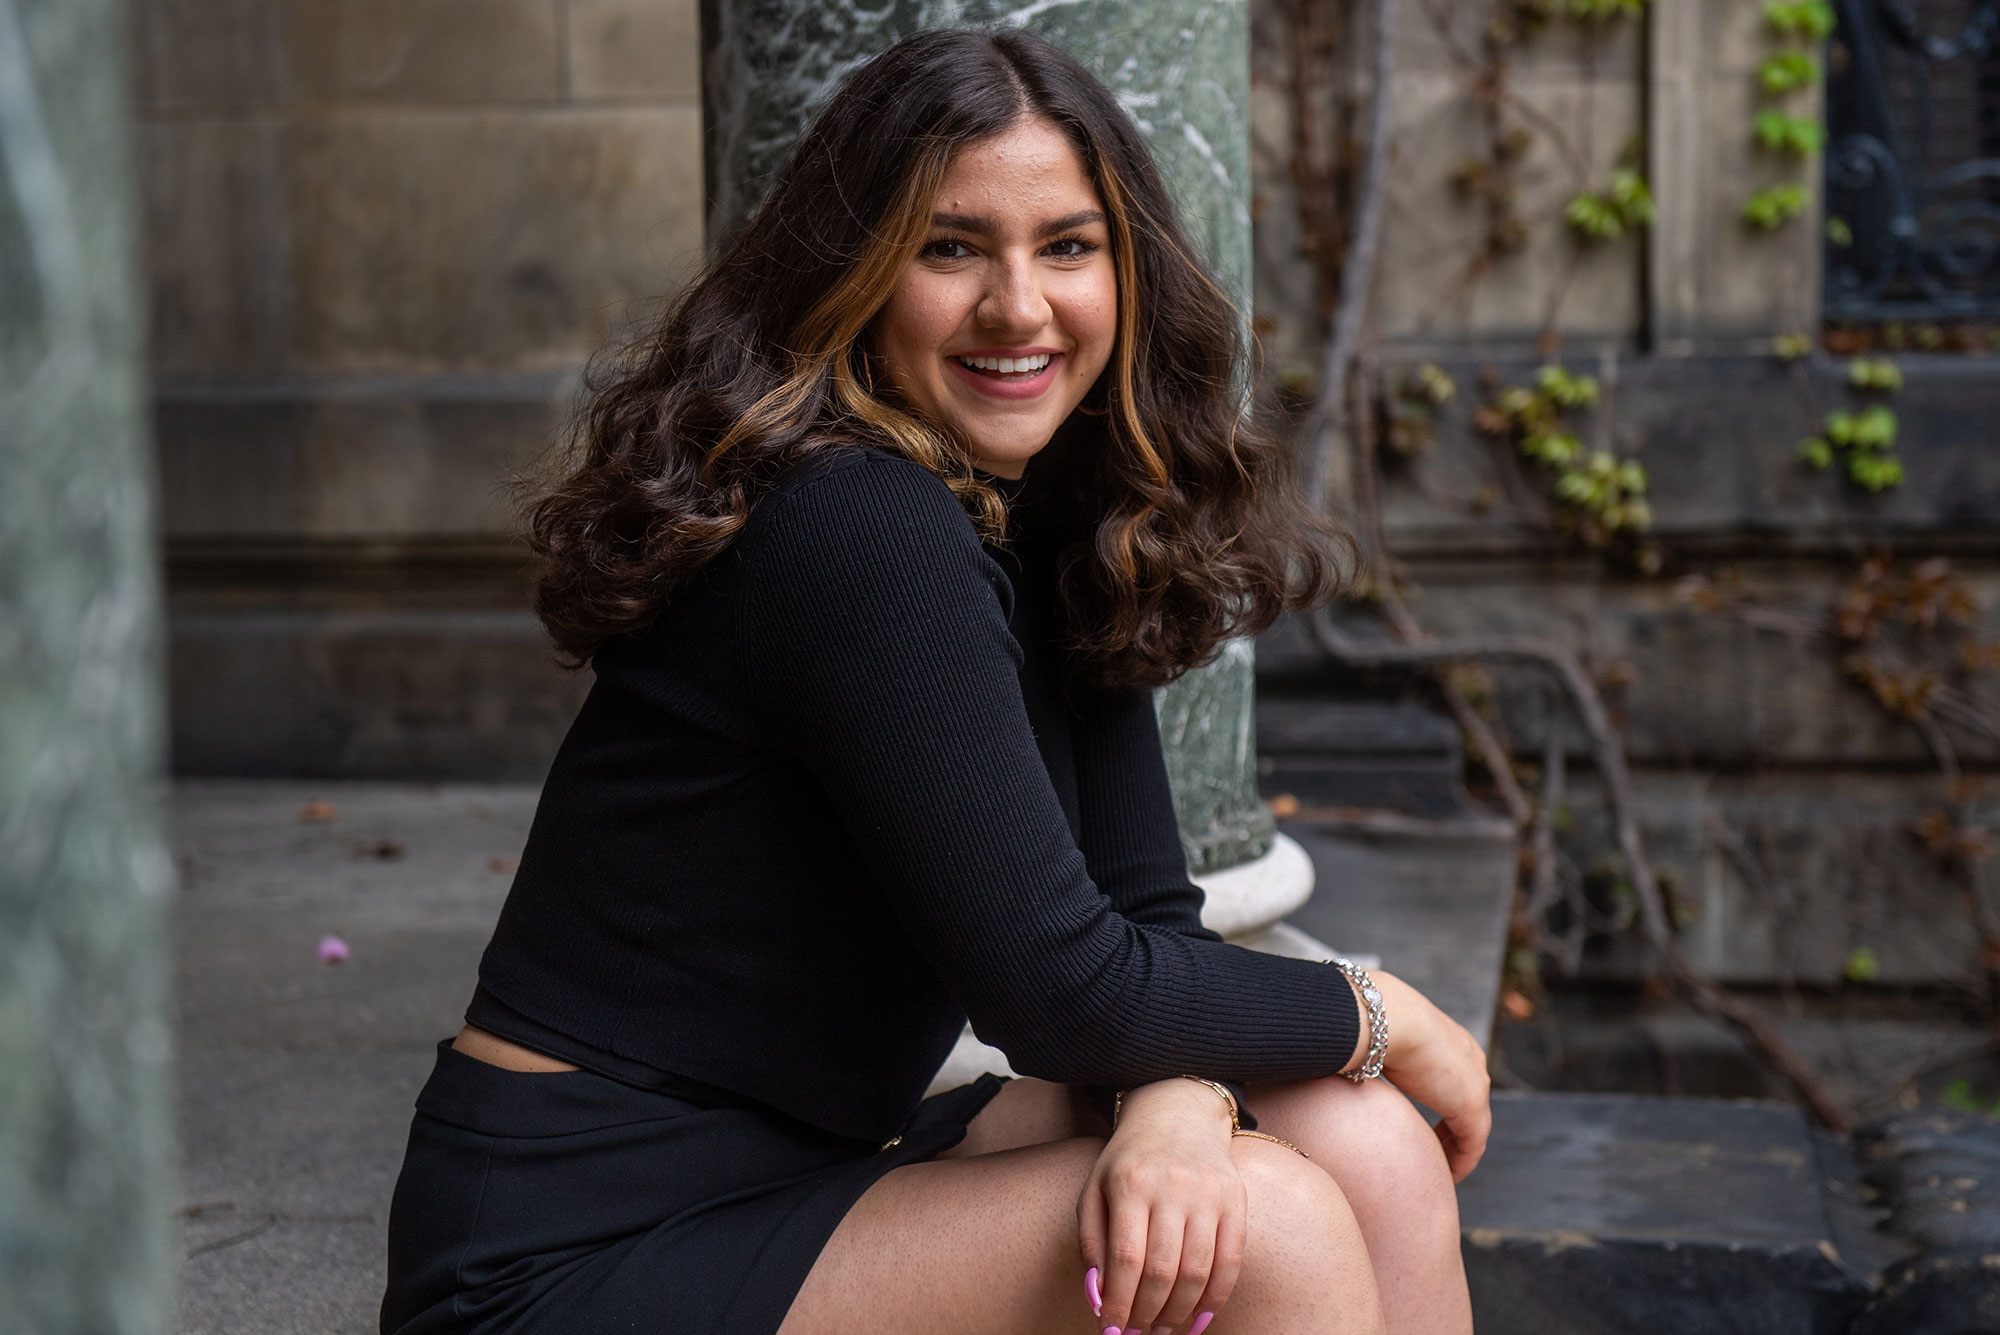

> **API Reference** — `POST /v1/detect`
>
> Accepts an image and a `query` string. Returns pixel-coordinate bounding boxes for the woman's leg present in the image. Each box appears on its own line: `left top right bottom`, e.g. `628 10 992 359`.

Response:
1243 1076 1472 1335
780 1119 1383 1334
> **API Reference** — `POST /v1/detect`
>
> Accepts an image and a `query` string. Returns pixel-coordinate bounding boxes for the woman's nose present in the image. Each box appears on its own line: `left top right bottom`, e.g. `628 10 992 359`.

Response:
977 256 1051 334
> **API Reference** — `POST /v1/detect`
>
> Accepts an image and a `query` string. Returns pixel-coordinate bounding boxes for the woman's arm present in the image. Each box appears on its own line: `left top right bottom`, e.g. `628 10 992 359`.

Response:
1068 680 1215 936
736 450 1362 1087
1068 681 1260 1124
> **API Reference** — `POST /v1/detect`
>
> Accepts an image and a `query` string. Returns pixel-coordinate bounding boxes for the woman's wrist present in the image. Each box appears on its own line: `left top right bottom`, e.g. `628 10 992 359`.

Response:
1115 1077 1237 1135
1337 967 1418 1078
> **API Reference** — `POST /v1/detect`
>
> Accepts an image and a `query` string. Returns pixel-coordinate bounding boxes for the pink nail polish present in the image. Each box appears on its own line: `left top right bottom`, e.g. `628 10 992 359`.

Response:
1085 1266 1102 1315
1189 1312 1215 1335
1102 1326 1119 1335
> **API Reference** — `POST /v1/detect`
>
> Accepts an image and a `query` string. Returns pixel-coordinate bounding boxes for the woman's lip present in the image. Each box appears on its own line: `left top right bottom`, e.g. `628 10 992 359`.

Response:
946 352 1063 400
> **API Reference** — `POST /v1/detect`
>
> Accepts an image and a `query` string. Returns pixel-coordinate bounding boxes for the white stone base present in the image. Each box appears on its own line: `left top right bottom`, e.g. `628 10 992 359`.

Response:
1195 831 1316 940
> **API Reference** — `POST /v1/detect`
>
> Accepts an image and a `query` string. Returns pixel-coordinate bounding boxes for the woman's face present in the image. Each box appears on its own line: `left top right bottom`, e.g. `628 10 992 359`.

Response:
872 116 1119 479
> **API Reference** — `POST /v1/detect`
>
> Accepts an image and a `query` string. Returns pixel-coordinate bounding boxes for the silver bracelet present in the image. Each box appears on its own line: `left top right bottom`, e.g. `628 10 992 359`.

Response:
1326 956 1388 1082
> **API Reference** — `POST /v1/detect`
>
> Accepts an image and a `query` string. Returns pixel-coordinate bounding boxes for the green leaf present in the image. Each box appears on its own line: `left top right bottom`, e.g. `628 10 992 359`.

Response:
1798 436 1833 468
1773 332 1813 360
1537 364 1600 407
1854 403 1898 447
1758 50 1820 93
1940 1078 1982 1114
1754 110 1827 156
1844 945 1880 982
1766 0 1835 39
1847 357 1904 392
1410 362 1457 404
1847 451 1905 491
1565 192 1623 240
1826 215 1853 247
1566 0 1646 17
1607 169 1656 226
1744 183 1808 229
1524 430 1582 466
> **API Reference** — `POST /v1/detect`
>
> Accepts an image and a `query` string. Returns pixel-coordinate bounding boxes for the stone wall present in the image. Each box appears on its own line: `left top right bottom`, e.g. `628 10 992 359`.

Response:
1248 4 1989 988
137 0 704 776
1252 0 1822 378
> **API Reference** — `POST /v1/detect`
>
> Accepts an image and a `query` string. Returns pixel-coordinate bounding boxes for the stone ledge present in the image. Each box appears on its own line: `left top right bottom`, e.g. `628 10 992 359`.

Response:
1371 354 2000 547
1459 1092 1869 1335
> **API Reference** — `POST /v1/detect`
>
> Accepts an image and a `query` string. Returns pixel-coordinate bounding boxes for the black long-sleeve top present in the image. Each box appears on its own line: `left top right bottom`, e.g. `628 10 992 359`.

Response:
469 445 1361 1144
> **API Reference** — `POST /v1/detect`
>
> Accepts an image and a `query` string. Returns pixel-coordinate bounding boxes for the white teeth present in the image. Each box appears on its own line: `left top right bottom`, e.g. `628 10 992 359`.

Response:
957 353 1051 374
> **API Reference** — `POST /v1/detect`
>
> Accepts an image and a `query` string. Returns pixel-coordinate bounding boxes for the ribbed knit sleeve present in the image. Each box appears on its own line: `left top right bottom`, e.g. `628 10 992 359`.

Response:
1070 684 1215 936
736 449 1360 1089
1068 683 1261 1126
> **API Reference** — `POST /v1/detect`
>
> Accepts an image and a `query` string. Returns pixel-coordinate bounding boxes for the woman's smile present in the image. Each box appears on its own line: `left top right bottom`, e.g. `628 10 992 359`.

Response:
945 348 1065 398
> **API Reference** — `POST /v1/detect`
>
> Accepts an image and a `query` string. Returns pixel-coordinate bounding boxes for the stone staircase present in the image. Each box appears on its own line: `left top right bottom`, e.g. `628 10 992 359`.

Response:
1249 624 2000 1334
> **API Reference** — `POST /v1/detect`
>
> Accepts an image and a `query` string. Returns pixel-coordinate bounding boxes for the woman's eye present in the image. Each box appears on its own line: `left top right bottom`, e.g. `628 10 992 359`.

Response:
923 239 973 260
1045 236 1099 260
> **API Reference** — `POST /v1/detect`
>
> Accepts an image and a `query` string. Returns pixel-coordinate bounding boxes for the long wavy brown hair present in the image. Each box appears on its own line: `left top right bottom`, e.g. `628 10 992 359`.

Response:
526 26 1346 690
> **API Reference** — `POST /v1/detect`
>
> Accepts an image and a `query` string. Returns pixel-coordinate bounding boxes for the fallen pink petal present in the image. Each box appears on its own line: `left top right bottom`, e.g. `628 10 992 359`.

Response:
316 936 350 964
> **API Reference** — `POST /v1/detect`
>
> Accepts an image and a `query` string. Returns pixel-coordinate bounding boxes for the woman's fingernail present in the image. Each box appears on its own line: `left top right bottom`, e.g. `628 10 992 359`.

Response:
1085 1266 1102 1314
1102 1326 1119 1335
1189 1312 1215 1335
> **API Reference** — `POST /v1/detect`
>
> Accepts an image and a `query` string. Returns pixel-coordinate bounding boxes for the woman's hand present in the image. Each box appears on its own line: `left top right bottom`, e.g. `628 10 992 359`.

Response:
1077 1078 1243 1335
1361 969 1492 1182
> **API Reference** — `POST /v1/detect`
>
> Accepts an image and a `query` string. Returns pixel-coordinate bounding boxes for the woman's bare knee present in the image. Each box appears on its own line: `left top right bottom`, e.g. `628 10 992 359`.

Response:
1244 1079 1468 1335
1255 1077 1458 1220
1227 1137 1385 1333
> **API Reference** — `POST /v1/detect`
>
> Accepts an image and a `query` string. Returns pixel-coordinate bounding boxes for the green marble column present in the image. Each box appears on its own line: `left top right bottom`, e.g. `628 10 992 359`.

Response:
0 0 177 1328
701 0 1273 874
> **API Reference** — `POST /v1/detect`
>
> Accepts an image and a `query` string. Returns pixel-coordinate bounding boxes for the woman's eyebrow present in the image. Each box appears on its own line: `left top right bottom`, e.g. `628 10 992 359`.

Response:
929 209 1108 235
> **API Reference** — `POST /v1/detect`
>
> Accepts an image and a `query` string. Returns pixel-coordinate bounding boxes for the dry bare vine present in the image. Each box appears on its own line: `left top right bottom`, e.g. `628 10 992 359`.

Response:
1301 0 1399 513
1280 0 1930 1130
1308 381 1853 1129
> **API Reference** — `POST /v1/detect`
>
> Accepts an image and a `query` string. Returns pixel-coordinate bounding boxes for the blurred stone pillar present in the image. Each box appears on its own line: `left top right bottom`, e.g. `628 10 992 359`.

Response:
702 0 1280 880
0 0 177 1328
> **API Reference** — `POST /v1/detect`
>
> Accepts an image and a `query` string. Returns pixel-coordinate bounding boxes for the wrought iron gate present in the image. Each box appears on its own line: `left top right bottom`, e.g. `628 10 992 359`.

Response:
1824 0 2000 319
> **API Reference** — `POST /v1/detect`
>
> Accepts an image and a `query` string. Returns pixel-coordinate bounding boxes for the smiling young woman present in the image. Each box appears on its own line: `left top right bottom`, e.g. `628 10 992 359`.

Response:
379 27 1489 1335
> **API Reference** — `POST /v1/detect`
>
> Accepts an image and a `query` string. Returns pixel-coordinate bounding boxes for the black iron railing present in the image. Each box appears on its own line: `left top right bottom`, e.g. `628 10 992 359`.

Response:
1825 0 2000 319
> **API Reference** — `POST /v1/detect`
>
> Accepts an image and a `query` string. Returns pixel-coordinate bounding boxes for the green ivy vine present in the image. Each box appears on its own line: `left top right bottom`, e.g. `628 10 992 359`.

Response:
1745 0 1834 230
1474 365 1659 565
1795 355 1907 491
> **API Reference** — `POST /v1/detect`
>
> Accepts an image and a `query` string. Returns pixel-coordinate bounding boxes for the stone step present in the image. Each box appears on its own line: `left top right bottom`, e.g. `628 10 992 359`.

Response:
1257 697 1473 817
1460 1092 1869 1335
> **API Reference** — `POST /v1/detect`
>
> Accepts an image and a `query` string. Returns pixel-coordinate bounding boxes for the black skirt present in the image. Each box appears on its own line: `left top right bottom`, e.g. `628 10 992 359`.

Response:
382 1040 1008 1335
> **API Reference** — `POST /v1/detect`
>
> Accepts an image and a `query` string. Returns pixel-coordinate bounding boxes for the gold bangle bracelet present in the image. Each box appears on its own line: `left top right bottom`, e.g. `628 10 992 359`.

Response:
1232 1128 1310 1159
